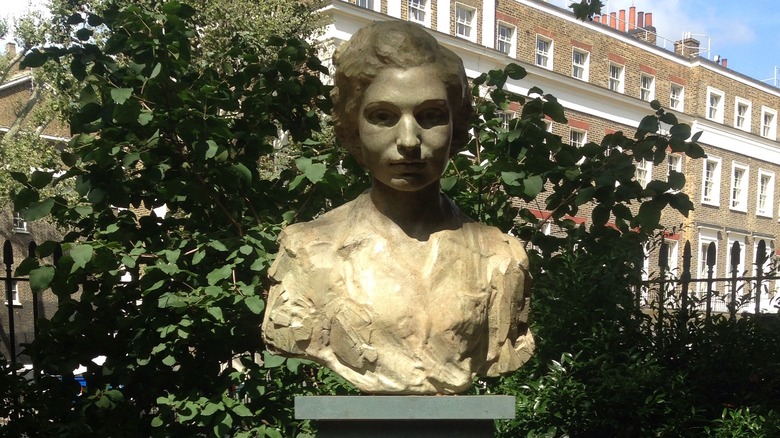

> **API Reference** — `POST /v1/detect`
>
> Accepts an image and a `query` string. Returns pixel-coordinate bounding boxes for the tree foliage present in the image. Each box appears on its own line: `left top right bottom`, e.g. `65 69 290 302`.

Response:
4 0 777 436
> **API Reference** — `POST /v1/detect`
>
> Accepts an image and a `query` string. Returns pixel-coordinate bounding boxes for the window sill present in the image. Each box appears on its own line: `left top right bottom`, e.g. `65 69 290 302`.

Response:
13 228 29 234
729 206 748 213
757 211 773 218
4 301 22 307
701 200 720 207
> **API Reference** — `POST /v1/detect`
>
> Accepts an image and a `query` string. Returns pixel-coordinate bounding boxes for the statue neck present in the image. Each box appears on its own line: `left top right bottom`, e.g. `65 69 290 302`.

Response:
368 179 453 240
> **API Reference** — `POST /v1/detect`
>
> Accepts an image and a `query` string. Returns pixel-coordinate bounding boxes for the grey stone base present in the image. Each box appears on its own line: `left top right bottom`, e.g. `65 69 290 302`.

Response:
295 395 515 438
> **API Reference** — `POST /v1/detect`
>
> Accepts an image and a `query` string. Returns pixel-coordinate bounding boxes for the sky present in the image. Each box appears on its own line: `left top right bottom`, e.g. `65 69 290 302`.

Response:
2 0 780 85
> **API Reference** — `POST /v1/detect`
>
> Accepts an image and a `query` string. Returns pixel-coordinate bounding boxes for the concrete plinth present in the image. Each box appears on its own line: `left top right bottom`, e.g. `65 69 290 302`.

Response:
295 395 515 438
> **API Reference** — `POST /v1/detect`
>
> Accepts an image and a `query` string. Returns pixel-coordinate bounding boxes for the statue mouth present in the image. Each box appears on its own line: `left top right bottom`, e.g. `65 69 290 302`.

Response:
390 161 426 172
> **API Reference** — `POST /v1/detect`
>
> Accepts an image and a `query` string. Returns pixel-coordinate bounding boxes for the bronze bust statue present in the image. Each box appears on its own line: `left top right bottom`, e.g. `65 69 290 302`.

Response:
262 21 534 394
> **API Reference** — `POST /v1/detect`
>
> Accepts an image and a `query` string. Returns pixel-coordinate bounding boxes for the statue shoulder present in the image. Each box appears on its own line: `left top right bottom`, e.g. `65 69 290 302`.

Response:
462 222 528 267
279 201 355 250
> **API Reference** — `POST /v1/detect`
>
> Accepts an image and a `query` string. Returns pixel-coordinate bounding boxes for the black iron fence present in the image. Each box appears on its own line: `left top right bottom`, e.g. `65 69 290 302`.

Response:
637 239 780 323
1 239 62 371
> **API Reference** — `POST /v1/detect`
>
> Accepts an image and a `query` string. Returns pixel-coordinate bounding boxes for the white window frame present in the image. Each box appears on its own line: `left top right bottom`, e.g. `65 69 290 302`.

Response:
734 97 752 132
496 22 516 57
635 159 652 189
535 35 553 70
498 110 517 130
670 83 684 110
639 73 655 102
706 87 725 123
12 211 28 233
608 63 624 93
569 128 586 148
5 281 20 306
667 154 682 180
408 0 430 26
356 0 380 12
761 106 777 140
572 48 589 81
455 4 477 42
757 169 775 218
701 156 722 206
729 162 749 212
697 229 719 295
664 239 679 276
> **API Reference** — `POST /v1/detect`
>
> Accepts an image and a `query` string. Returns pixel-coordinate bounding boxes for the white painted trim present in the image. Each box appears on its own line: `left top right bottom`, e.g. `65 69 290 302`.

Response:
480 0 495 48
387 0 402 18
0 74 32 92
733 97 752 132
436 0 450 33
0 127 69 142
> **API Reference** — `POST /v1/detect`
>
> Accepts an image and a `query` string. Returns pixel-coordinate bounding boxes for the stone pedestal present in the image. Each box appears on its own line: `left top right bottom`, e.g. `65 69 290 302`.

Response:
295 395 515 437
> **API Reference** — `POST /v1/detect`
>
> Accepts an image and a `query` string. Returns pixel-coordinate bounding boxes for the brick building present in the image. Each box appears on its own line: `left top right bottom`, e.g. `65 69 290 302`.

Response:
322 0 780 311
1 43 67 364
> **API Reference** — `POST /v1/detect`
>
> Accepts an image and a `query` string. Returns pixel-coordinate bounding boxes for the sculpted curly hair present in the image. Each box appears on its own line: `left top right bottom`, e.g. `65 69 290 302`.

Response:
331 21 473 164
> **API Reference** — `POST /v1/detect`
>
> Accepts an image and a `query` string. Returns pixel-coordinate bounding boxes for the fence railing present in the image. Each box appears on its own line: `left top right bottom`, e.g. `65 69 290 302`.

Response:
637 239 779 325
2 239 62 372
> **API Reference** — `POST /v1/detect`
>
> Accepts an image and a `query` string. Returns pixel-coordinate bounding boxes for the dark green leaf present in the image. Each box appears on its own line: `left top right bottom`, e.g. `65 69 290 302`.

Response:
29 266 55 293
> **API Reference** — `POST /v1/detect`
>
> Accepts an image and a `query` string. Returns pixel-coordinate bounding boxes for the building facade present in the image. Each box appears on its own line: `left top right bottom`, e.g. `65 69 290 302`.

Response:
322 0 780 311
1 43 67 363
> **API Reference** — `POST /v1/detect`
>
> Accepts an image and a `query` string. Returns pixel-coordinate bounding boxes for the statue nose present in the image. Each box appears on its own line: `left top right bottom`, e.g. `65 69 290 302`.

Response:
396 116 421 149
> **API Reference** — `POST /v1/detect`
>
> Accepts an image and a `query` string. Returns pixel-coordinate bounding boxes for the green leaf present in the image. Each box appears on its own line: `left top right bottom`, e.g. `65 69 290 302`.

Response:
207 307 224 322
523 175 544 198
263 351 285 368
575 186 595 206
149 63 162 79
505 63 527 80
30 171 53 189
230 163 252 183
24 198 54 221
304 162 327 184
70 244 94 270
232 403 253 417
75 28 93 41
29 266 55 293
151 416 164 428
669 124 692 140
162 355 176 366
21 50 47 68
207 265 233 285
592 204 610 226
201 402 223 417
110 88 133 105
501 171 523 187
245 295 265 314
668 171 685 190
637 115 659 134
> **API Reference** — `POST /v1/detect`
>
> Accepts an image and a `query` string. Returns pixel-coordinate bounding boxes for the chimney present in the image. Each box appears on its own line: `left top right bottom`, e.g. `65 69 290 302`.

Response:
629 6 636 30
5 42 15 56
609 12 617 29
674 34 700 58
637 11 644 28
618 9 626 32
721 58 728 68
645 13 653 28
601 14 608 25
594 15 601 24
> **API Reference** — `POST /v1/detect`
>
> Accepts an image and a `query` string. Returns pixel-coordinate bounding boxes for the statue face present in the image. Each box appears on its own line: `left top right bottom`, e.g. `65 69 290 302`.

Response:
358 66 453 192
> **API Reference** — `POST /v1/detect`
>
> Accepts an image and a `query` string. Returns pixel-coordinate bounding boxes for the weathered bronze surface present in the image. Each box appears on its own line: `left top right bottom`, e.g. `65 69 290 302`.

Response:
262 21 533 394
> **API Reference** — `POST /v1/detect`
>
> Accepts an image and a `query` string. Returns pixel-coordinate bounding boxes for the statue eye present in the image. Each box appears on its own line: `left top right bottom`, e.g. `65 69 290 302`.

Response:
365 109 399 126
416 107 449 128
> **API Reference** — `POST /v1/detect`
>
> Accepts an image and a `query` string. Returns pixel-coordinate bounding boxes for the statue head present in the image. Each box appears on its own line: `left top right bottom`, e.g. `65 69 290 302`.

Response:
331 21 473 165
